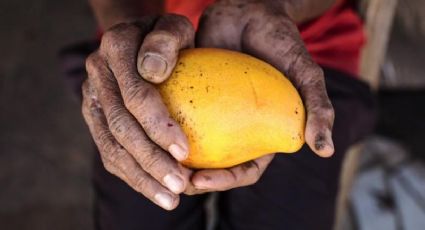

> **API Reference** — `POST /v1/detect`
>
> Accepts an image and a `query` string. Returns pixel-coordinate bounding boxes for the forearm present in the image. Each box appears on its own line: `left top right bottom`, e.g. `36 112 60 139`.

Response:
89 0 163 30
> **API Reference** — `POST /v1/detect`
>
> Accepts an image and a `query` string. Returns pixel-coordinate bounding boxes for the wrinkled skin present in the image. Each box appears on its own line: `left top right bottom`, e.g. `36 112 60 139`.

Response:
82 0 335 210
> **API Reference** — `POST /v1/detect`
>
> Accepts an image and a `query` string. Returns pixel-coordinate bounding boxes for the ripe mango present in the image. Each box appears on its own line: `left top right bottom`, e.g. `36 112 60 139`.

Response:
157 48 305 169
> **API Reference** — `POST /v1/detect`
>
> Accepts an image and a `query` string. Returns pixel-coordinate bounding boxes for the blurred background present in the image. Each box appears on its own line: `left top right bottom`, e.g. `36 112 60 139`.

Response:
0 0 95 228
0 0 424 229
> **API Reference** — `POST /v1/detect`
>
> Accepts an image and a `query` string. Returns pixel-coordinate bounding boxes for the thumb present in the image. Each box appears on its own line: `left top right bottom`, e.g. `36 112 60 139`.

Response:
138 14 195 84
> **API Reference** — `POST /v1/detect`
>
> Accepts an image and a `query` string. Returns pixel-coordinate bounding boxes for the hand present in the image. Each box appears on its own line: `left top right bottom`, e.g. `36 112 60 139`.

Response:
82 15 197 210
187 0 335 193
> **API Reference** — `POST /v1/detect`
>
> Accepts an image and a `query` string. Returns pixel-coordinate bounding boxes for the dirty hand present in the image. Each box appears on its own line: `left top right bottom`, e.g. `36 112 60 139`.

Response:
188 0 335 193
82 15 196 210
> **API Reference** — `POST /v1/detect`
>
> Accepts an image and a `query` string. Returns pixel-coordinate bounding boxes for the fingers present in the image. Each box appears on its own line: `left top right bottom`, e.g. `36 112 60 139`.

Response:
190 154 275 191
99 21 189 160
81 81 179 210
86 53 191 194
241 14 335 157
138 14 195 83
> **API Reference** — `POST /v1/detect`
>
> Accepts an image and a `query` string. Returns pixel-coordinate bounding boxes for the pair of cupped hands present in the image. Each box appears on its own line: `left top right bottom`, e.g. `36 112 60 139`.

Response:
82 1 335 210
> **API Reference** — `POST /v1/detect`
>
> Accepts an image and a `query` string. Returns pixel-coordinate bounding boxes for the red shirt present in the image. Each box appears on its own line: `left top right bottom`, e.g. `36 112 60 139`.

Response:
165 0 365 77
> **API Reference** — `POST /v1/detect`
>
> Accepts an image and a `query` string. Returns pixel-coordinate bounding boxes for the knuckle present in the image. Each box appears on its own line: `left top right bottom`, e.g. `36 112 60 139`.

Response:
250 171 261 184
95 129 122 161
141 151 163 172
101 23 129 44
296 66 325 93
101 23 140 53
281 36 301 52
168 14 195 41
96 130 114 154
85 52 103 76
303 62 324 79
81 80 96 103
159 13 195 35
103 161 116 174
86 53 116 85
107 147 127 166
141 118 161 141
144 30 180 52
133 174 149 191
124 83 154 111
99 155 109 167
321 104 335 120
107 105 129 135
308 66 325 84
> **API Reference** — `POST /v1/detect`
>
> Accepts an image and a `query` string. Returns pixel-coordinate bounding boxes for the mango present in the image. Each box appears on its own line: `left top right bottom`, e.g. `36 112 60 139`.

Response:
157 48 305 169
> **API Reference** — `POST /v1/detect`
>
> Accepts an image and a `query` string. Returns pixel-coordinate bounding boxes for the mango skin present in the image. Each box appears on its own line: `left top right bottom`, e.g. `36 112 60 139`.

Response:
157 48 305 169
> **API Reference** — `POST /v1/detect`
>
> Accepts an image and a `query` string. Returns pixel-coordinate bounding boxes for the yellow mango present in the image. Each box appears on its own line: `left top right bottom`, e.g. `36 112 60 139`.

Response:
157 48 305 169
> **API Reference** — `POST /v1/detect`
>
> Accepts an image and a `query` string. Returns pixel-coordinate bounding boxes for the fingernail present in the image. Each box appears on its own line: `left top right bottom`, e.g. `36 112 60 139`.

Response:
163 174 184 194
314 133 326 151
141 54 167 79
168 144 188 161
315 131 334 157
155 193 173 210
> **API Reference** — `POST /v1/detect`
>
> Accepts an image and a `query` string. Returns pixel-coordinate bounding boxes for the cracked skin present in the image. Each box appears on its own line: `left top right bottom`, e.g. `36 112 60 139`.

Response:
157 48 305 169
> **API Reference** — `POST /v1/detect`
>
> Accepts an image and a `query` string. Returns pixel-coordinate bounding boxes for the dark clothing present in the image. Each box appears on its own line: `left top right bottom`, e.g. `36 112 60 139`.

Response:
60 43 376 230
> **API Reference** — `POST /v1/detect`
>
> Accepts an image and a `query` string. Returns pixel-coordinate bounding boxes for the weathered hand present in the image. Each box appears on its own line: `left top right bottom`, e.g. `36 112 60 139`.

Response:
82 15 196 210
188 0 335 193
83 0 335 200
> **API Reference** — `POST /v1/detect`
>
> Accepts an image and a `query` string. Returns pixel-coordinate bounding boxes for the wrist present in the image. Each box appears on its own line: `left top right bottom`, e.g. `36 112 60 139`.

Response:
269 0 337 23
89 0 163 30
280 1 298 22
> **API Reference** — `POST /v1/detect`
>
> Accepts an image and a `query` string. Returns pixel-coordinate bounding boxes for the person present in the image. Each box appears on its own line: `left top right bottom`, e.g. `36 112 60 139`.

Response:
79 0 375 229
